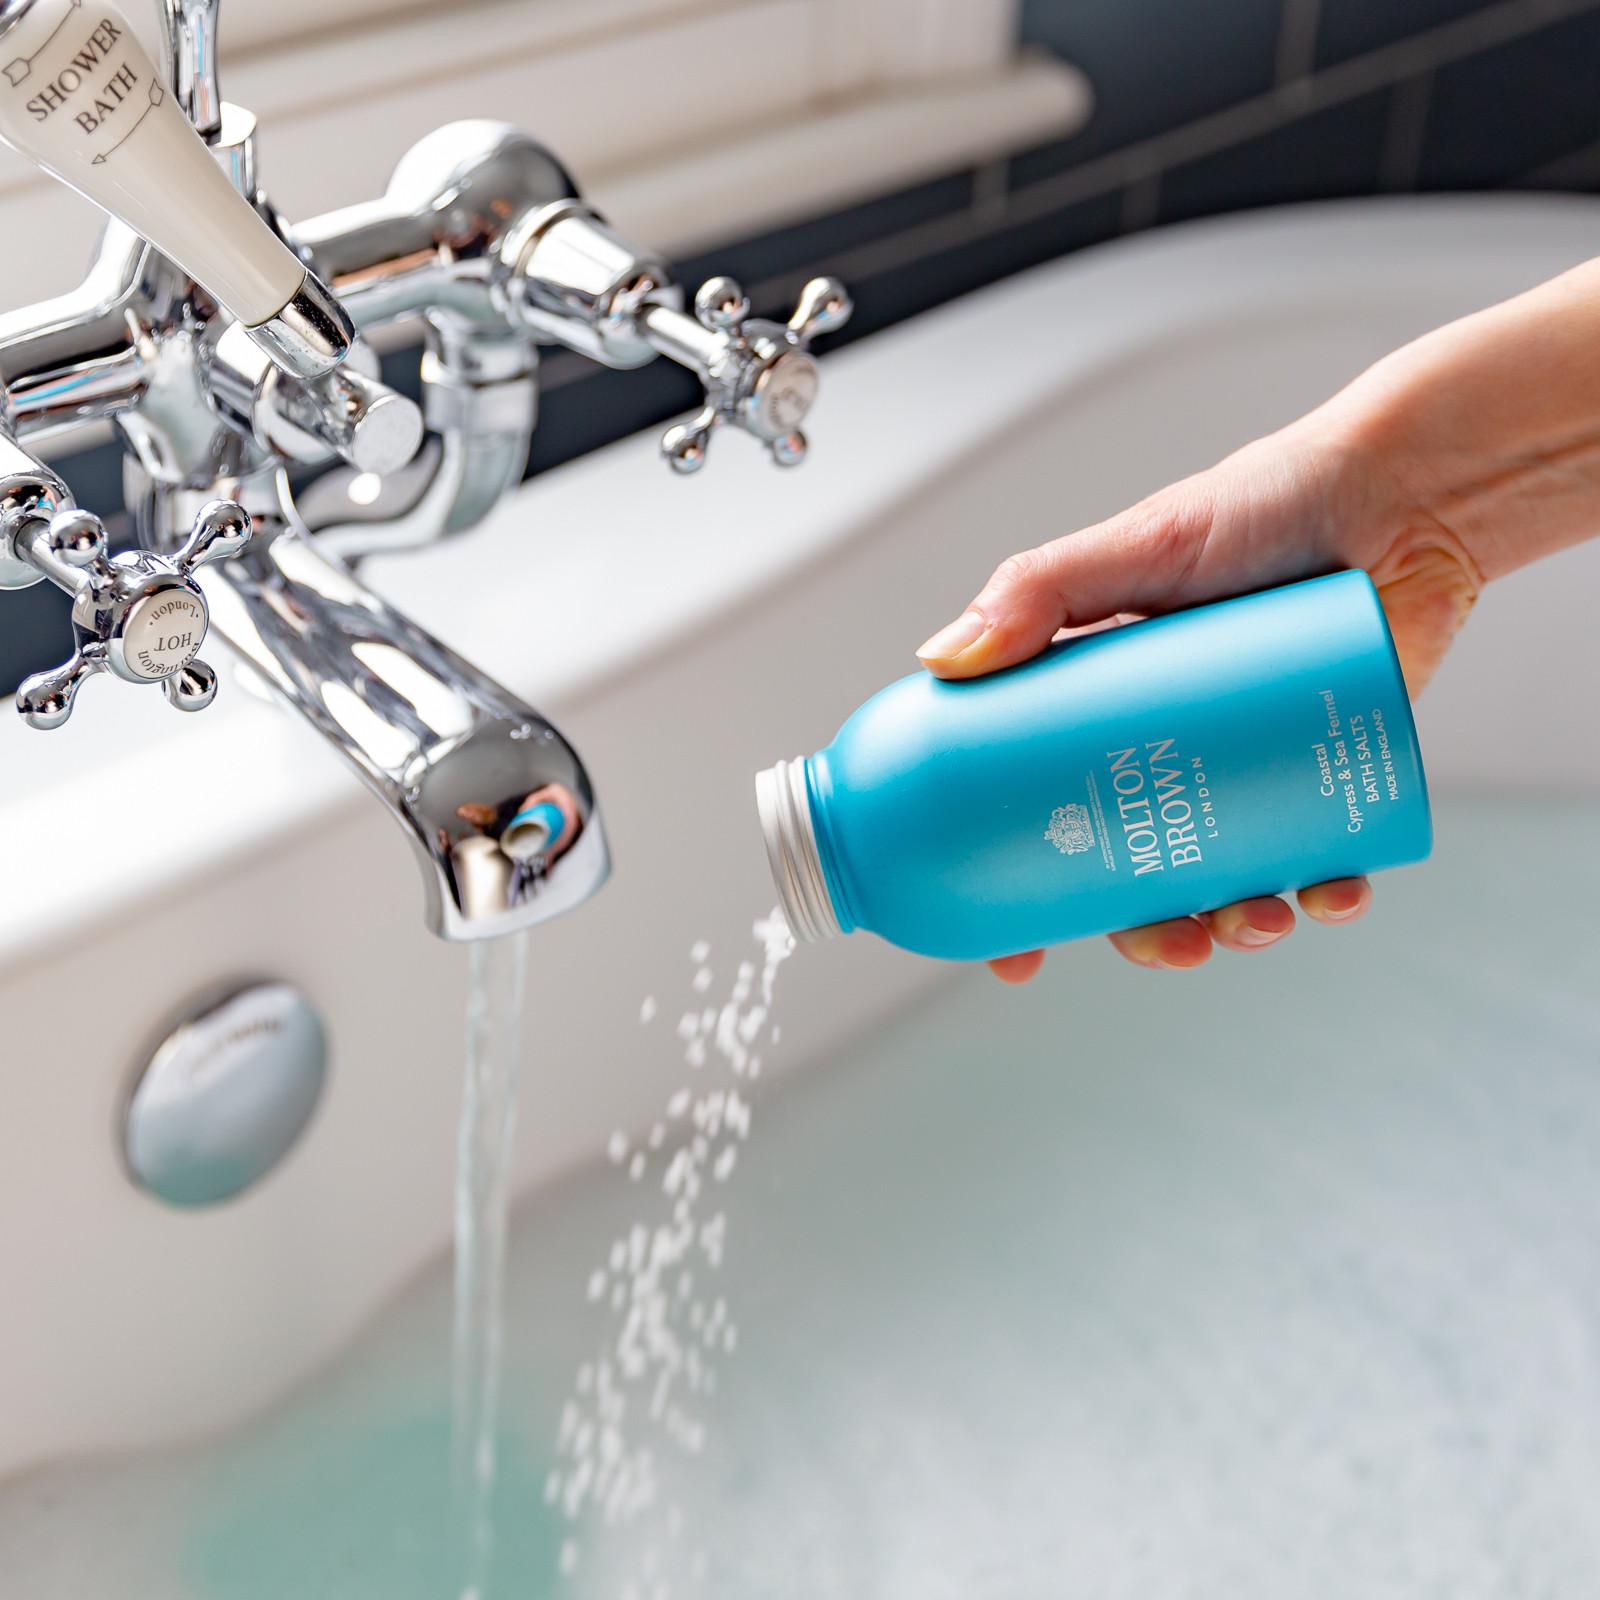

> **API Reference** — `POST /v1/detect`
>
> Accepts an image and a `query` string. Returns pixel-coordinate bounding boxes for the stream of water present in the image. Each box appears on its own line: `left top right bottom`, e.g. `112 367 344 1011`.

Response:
451 931 532 1600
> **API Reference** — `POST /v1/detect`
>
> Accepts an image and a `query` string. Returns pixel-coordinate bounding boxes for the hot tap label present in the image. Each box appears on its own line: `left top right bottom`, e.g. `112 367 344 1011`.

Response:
122 589 205 681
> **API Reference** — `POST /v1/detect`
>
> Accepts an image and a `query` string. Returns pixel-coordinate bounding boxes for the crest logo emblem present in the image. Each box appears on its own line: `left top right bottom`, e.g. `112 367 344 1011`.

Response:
1044 803 1094 855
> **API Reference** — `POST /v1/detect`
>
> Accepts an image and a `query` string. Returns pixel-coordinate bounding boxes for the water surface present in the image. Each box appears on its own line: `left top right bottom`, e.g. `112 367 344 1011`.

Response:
3 802 1597 1598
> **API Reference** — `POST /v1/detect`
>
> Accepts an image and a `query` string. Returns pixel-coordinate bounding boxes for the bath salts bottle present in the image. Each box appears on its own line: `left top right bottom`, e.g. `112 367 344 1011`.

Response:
755 570 1431 961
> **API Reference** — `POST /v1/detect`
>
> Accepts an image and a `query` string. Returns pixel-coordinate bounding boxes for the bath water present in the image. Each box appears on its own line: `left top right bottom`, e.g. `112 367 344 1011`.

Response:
451 931 531 1600
3 806 1596 1600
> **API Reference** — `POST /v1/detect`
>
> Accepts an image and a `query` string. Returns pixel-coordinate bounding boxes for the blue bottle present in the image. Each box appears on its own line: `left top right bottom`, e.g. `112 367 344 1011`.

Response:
755 570 1431 960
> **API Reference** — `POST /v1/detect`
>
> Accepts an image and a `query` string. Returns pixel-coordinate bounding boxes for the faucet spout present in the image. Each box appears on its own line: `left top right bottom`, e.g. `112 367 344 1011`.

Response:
130 465 609 940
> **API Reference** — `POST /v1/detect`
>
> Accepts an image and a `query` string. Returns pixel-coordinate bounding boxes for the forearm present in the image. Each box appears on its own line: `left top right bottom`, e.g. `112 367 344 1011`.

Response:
1324 255 1600 582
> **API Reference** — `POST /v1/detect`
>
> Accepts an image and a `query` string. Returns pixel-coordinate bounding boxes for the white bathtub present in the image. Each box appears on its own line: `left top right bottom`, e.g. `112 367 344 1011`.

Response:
2 196 1599 1584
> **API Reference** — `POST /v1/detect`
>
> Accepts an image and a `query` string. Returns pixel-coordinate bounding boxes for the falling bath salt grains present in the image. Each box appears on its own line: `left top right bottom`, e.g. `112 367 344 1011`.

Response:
546 910 795 1592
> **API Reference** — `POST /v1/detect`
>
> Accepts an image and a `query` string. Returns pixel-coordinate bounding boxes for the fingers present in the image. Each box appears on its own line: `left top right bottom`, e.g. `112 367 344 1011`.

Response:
1108 915 1214 970
1105 902 1287 970
989 949 1046 984
1200 895 1295 951
916 483 1225 680
1297 876 1372 924
914 426 1351 681
993 880 1373 981
1103 880 1370 972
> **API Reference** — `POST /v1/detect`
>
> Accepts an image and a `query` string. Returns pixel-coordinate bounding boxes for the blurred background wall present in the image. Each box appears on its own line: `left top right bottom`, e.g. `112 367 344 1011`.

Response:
3 0 1598 693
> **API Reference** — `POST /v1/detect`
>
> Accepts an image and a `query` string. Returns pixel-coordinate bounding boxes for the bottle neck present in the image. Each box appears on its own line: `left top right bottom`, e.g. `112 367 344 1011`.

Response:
754 756 842 943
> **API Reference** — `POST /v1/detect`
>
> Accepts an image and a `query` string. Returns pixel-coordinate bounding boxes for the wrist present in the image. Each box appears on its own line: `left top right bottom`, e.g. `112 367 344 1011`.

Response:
1272 378 1424 570
1318 268 1600 582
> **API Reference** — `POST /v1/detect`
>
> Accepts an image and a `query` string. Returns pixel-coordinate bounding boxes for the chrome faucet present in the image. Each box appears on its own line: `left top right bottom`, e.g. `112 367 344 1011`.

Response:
0 0 851 940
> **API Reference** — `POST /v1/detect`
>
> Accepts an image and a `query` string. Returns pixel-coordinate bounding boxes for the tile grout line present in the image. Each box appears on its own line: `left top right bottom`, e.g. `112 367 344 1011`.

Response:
1378 70 1434 191
1515 134 1600 186
1119 174 1162 235
970 159 1010 226
1274 0 1324 86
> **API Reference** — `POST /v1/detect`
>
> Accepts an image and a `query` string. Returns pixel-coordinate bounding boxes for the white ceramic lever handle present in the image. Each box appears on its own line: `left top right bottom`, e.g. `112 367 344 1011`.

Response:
0 0 322 345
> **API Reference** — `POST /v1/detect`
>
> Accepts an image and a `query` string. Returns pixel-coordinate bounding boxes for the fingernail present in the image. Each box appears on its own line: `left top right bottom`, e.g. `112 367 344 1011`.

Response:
1237 925 1285 947
917 610 987 663
1322 887 1366 920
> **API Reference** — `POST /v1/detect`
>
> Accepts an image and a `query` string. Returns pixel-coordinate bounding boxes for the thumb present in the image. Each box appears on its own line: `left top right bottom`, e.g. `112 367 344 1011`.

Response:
916 489 1220 680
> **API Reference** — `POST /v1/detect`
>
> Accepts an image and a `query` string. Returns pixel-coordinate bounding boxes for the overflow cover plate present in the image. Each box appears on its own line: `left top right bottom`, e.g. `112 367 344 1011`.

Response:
124 980 328 1207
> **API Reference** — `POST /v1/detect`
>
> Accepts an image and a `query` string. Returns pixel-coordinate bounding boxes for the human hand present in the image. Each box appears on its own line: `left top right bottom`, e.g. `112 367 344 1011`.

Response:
916 257 1600 980
916 397 1478 980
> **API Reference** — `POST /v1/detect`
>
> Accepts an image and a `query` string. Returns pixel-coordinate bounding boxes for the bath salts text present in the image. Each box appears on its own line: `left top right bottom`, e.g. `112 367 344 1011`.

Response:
1312 689 1401 833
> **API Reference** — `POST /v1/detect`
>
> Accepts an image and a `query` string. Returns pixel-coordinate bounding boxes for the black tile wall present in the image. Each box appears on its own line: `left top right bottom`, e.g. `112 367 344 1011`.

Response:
4 585 69 695
674 171 978 292
1014 0 1285 181
525 360 702 479
6 0 1600 696
1417 9 1600 186
0 444 129 699
1160 89 1392 223
1315 0 1501 67
828 192 1125 345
